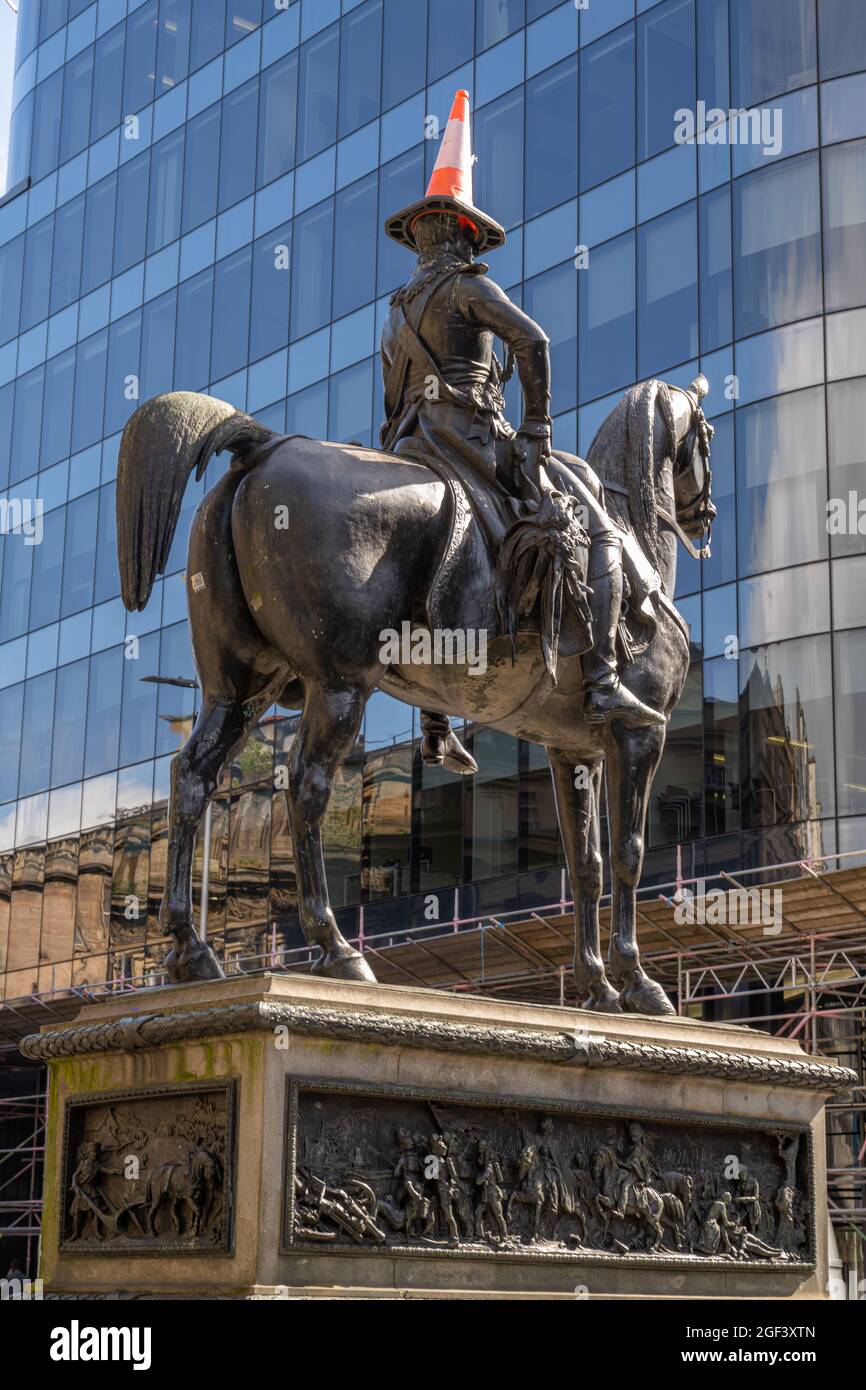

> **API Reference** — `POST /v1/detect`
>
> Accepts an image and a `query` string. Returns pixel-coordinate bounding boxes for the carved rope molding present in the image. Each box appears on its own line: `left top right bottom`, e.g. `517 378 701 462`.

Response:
18 999 857 1091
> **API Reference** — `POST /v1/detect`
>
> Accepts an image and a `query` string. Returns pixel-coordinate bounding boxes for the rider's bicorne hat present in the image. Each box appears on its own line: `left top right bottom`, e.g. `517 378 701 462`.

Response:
385 90 506 255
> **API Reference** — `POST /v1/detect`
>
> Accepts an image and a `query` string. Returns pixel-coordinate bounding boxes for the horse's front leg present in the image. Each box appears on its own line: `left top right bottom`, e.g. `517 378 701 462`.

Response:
286 683 376 982
605 727 676 1016
548 750 621 1013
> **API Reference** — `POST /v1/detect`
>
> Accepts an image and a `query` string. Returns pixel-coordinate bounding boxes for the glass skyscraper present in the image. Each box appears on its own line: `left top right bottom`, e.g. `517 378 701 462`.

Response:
1 0 865 1006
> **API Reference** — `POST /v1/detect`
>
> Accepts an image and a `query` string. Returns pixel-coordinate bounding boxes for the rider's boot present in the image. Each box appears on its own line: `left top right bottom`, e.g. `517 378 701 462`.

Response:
420 710 478 775
583 554 666 729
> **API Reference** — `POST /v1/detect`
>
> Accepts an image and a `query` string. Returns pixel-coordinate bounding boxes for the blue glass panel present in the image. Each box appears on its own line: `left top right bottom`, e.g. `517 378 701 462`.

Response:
733 152 822 339
41 348 76 469
250 222 292 363
329 357 374 445
428 0 474 82
638 201 698 375
39 0 68 42
71 331 109 454
61 490 99 619
286 379 329 437
105 311 142 437
82 176 118 296
735 319 824 406
699 184 731 352
226 0 262 48
120 630 159 766
0 685 23 802
17 0 40 60
191 0 227 70
0 383 13 490
580 26 634 192
578 230 635 401
377 145 424 297
114 152 151 276
51 659 88 786
819 0 866 80
258 52 298 188
382 0 427 111
736 386 828 580
211 247 252 381
730 0 816 107
158 0 193 89
291 199 334 340
526 56 577 218
823 140 866 313
11 366 45 481
147 130 185 255
50 196 85 317
84 645 123 777
822 72 866 145
697 0 729 110
60 46 94 166
180 110 219 236
219 79 260 212
19 671 55 797
527 0 561 18
637 0 695 162
333 175 377 320
124 1 159 114
91 25 126 143
0 524 34 643
29 507 65 630
0 237 24 347
524 261 577 415
94 482 121 604
297 24 339 163
31 71 63 182
477 0 524 49
475 87 524 230
339 0 383 139
175 269 214 389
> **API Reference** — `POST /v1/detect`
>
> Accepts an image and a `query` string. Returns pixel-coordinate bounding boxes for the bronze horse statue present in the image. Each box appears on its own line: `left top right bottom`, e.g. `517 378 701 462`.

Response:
116 373 712 1016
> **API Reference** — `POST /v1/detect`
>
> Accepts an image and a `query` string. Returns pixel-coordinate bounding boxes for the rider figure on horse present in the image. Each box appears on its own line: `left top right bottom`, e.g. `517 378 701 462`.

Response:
381 91 665 775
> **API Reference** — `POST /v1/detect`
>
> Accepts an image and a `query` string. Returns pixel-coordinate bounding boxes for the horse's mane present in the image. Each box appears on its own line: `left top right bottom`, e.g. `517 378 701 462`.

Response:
586 379 677 569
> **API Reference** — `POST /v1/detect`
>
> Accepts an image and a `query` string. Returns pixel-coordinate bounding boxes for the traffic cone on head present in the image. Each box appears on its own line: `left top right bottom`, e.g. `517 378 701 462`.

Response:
384 89 505 254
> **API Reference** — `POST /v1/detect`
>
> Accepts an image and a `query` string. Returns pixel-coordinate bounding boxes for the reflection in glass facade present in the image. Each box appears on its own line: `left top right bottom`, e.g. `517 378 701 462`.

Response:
1 0 866 1001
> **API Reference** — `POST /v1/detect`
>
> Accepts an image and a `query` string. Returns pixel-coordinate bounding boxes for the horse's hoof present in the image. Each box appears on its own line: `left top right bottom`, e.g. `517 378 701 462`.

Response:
578 982 623 1014
619 975 676 1017
165 939 225 983
313 946 377 983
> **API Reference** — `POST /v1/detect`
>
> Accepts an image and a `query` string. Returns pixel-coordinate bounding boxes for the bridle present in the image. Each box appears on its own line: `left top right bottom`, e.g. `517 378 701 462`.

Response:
660 381 715 560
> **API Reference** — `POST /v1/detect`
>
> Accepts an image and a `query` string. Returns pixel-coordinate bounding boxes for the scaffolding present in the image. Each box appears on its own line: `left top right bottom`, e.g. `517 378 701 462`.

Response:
1 852 864 1288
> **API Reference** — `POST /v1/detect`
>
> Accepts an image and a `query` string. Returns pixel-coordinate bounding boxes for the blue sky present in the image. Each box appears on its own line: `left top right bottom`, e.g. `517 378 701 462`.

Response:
0 2 17 193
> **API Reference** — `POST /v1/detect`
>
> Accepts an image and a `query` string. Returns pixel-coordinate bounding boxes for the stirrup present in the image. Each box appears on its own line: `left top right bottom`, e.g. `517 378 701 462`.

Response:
584 682 666 728
421 732 478 775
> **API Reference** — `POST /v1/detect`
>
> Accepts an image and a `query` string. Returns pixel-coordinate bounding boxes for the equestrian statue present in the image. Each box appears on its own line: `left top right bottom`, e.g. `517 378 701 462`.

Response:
116 90 715 1016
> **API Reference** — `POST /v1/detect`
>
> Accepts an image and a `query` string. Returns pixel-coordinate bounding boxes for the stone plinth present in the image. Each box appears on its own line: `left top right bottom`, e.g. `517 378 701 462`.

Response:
21 974 855 1299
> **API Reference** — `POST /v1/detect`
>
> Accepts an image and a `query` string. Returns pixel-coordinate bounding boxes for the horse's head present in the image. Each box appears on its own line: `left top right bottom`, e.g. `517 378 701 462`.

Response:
670 375 717 556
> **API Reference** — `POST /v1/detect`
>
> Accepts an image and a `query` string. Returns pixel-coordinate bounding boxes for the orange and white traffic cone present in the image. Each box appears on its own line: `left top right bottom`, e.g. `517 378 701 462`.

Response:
384 89 505 254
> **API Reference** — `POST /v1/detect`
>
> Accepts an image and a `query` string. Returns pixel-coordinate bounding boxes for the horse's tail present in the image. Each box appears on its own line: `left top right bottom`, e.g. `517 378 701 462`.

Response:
117 390 277 612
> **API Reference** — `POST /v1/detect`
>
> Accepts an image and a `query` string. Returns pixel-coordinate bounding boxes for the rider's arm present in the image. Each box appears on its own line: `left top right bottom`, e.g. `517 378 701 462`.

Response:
457 274 551 430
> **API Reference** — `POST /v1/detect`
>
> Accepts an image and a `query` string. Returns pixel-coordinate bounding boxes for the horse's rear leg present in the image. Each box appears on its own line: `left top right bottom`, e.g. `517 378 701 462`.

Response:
161 690 273 981
548 750 621 1013
287 683 376 982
